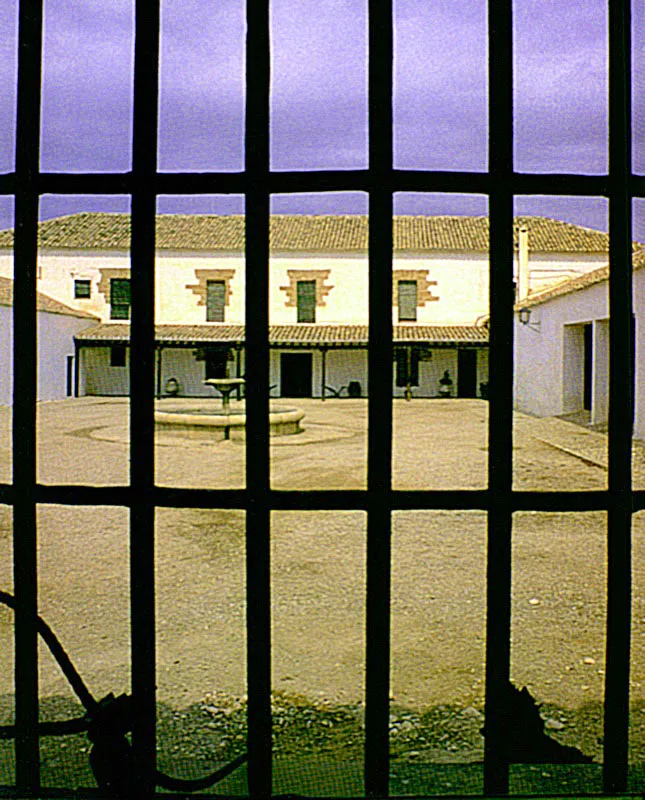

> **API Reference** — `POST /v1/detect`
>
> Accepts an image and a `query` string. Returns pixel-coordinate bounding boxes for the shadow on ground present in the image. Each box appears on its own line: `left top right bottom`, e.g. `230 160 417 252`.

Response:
0 692 642 795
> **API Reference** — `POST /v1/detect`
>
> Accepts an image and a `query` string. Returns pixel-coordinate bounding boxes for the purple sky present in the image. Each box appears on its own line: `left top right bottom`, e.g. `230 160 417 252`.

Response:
0 0 643 237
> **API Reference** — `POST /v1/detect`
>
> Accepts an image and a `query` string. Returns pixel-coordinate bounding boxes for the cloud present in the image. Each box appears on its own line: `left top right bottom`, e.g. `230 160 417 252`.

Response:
0 0 630 195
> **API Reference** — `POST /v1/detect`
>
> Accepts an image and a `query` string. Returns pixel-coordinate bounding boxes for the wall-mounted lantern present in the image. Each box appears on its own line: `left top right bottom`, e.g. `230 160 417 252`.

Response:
518 307 540 331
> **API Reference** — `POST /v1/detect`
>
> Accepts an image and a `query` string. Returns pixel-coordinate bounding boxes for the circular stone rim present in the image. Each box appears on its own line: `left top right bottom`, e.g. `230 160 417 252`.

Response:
155 408 305 428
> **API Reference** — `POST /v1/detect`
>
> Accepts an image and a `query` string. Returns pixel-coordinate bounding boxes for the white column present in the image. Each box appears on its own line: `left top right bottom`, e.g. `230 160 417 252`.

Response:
592 319 609 427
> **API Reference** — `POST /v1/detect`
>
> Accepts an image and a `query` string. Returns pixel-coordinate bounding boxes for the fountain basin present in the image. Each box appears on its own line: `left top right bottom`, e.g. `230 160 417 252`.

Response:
155 405 305 441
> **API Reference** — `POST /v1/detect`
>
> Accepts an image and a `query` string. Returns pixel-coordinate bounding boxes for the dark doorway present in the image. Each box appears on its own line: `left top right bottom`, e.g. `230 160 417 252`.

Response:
457 349 478 398
281 353 312 397
583 323 593 411
205 347 229 380
66 355 74 397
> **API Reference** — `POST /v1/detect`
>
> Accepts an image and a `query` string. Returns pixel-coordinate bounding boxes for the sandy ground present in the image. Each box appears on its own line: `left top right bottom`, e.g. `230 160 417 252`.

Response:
0 397 643 793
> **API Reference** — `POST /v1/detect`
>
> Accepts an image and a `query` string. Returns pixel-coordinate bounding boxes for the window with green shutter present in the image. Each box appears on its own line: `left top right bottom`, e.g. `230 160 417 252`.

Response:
74 279 91 299
110 277 131 320
397 280 417 321
297 280 316 323
206 280 226 322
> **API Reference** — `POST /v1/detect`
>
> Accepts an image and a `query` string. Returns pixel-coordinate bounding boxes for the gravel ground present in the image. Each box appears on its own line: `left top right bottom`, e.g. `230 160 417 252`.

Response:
0 398 643 794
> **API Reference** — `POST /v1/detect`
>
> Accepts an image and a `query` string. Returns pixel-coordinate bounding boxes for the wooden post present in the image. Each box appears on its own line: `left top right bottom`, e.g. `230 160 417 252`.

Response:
73 341 80 397
236 345 242 399
321 347 327 400
155 346 162 399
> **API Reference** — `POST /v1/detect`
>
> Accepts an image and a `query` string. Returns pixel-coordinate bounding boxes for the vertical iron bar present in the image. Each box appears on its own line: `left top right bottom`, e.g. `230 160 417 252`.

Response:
13 0 43 791
130 0 160 790
484 0 514 794
245 0 272 795
604 0 633 791
365 0 393 795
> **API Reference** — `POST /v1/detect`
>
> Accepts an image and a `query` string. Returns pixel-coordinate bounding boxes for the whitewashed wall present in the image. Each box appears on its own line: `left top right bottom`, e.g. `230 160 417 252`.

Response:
156 254 245 324
38 313 95 401
514 272 645 441
82 347 130 396
0 306 93 404
519 253 607 295
477 348 489 395
159 348 205 397
269 253 368 325
0 247 607 327
79 344 489 400
392 349 457 399
0 307 12 405
514 280 609 420
159 347 243 397
324 350 368 397
634 270 645 440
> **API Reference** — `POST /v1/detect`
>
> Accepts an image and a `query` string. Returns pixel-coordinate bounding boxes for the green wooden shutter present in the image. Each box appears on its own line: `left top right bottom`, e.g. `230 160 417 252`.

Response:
297 280 316 323
110 278 131 319
206 280 226 322
397 280 417 321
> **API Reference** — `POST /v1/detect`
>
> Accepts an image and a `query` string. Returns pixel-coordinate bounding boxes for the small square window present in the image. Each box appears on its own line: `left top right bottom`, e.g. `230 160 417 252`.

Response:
74 279 91 299
110 345 127 367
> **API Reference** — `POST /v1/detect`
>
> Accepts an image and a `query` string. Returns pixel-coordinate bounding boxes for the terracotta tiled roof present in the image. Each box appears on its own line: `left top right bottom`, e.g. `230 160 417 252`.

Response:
74 323 489 346
393 325 488 343
74 324 246 344
0 276 99 319
517 249 645 309
0 213 620 254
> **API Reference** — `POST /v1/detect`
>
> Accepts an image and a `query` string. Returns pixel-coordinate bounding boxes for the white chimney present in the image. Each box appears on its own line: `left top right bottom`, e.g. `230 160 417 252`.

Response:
518 225 530 301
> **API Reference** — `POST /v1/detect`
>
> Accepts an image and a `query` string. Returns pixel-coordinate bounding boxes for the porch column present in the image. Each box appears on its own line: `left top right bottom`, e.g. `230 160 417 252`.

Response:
321 347 327 400
236 345 242 399
592 320 609 427
155 346 163 399
73 341 80 397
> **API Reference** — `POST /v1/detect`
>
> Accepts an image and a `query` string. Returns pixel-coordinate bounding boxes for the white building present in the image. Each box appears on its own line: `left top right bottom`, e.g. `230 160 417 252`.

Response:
514 255 645 440
0 276 98 405
0 213 615 400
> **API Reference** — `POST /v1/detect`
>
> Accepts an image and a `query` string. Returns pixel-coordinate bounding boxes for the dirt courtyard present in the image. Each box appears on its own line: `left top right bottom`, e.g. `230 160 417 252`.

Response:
0 397 643 793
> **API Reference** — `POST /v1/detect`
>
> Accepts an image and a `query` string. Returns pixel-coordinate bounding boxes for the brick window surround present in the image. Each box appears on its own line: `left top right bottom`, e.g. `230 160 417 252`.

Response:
279 269 334 308
97 267 131 304
185 269 235 310
392 269 439 307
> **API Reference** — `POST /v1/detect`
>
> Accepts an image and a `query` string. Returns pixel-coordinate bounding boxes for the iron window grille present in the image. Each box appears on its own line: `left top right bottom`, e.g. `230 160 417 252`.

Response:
1 0 641 798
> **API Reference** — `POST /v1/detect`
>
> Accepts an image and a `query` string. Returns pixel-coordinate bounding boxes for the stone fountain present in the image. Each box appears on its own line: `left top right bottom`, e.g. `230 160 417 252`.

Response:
154 377 305 442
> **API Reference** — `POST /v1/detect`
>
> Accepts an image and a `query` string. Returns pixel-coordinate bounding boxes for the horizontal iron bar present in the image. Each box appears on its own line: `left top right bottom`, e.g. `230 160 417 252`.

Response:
0 484 640 513
3 170 645 198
